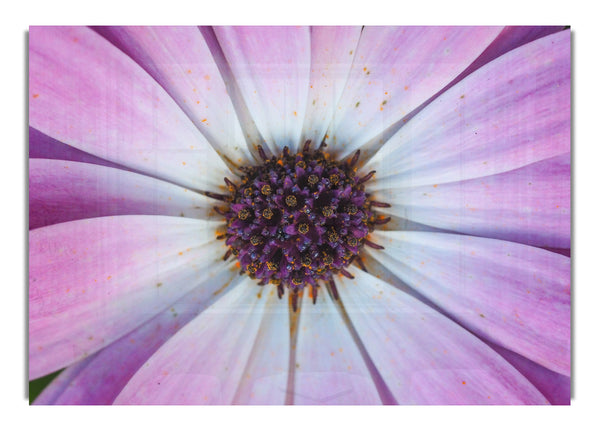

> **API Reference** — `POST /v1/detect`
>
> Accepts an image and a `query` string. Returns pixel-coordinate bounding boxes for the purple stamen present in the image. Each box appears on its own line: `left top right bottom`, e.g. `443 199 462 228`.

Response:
213 206 227 216
340 268 355 279
204 191 229 202
224 177 237 191
349 150 360 168
218 146 390 307
374 216 392 225
364 239 385 250
327 279 339 300
303 140 312 152
257 145 268 161
358 170 376 184
370 200 391 208
354 255 368 272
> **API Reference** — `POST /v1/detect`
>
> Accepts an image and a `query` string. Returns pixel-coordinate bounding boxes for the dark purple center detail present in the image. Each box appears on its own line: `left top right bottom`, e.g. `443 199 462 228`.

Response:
217 142 388 309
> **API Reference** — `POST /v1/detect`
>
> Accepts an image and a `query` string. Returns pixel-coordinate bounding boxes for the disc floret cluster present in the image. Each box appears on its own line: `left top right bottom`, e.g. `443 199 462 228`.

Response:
214 141 389 308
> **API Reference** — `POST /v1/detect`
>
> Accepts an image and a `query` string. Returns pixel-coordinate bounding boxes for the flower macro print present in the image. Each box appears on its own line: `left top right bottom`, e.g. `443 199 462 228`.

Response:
28 25 571 405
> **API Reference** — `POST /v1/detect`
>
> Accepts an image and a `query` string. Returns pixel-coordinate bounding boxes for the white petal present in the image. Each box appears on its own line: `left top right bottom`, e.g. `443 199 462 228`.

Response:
300 26 362 147
214 26 311 154
337 270 549 404
114 283 287 404
366 30 570 187
96 26 255 169
293 289 382 404
326 26 502 157
367 230 570 376
29 26 230 191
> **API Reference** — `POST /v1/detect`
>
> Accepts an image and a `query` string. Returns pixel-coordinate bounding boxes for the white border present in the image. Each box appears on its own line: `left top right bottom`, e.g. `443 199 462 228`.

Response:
3 1 598 430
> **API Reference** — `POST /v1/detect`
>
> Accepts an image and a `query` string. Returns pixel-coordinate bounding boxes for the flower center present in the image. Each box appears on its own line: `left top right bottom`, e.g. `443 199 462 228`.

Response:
214 141 389 309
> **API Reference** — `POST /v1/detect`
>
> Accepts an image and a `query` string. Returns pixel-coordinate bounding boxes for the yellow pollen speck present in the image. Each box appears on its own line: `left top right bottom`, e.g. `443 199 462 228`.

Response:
182 162 186 165
204 74 210 80
107 276 112 280
187 69 192 74
33 93 39 98
404 86 409 91
178 251 183 256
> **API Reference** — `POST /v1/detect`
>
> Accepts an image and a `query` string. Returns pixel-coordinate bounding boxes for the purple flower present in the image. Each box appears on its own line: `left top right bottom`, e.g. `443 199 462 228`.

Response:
29 26 570 405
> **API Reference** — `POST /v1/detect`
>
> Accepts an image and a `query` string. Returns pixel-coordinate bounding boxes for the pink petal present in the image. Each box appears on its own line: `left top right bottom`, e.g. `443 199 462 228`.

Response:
293 289 382 404
326 26 502 157
466 26 565 76
32 356 94 405
361 250 570 405
337 270 549 404
231 294 290 405
114 283 288 405
95 26 255 169
34 259 239 404
425 27 567 110
300 26 362 147
29 159 222 229
29 26 230 191
29 215 227 379
197 27 265 157
491 344 570 405
371 153 570 249
214 26 311 154
367 231 570 376
29 127 127 170
366 30 570 187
